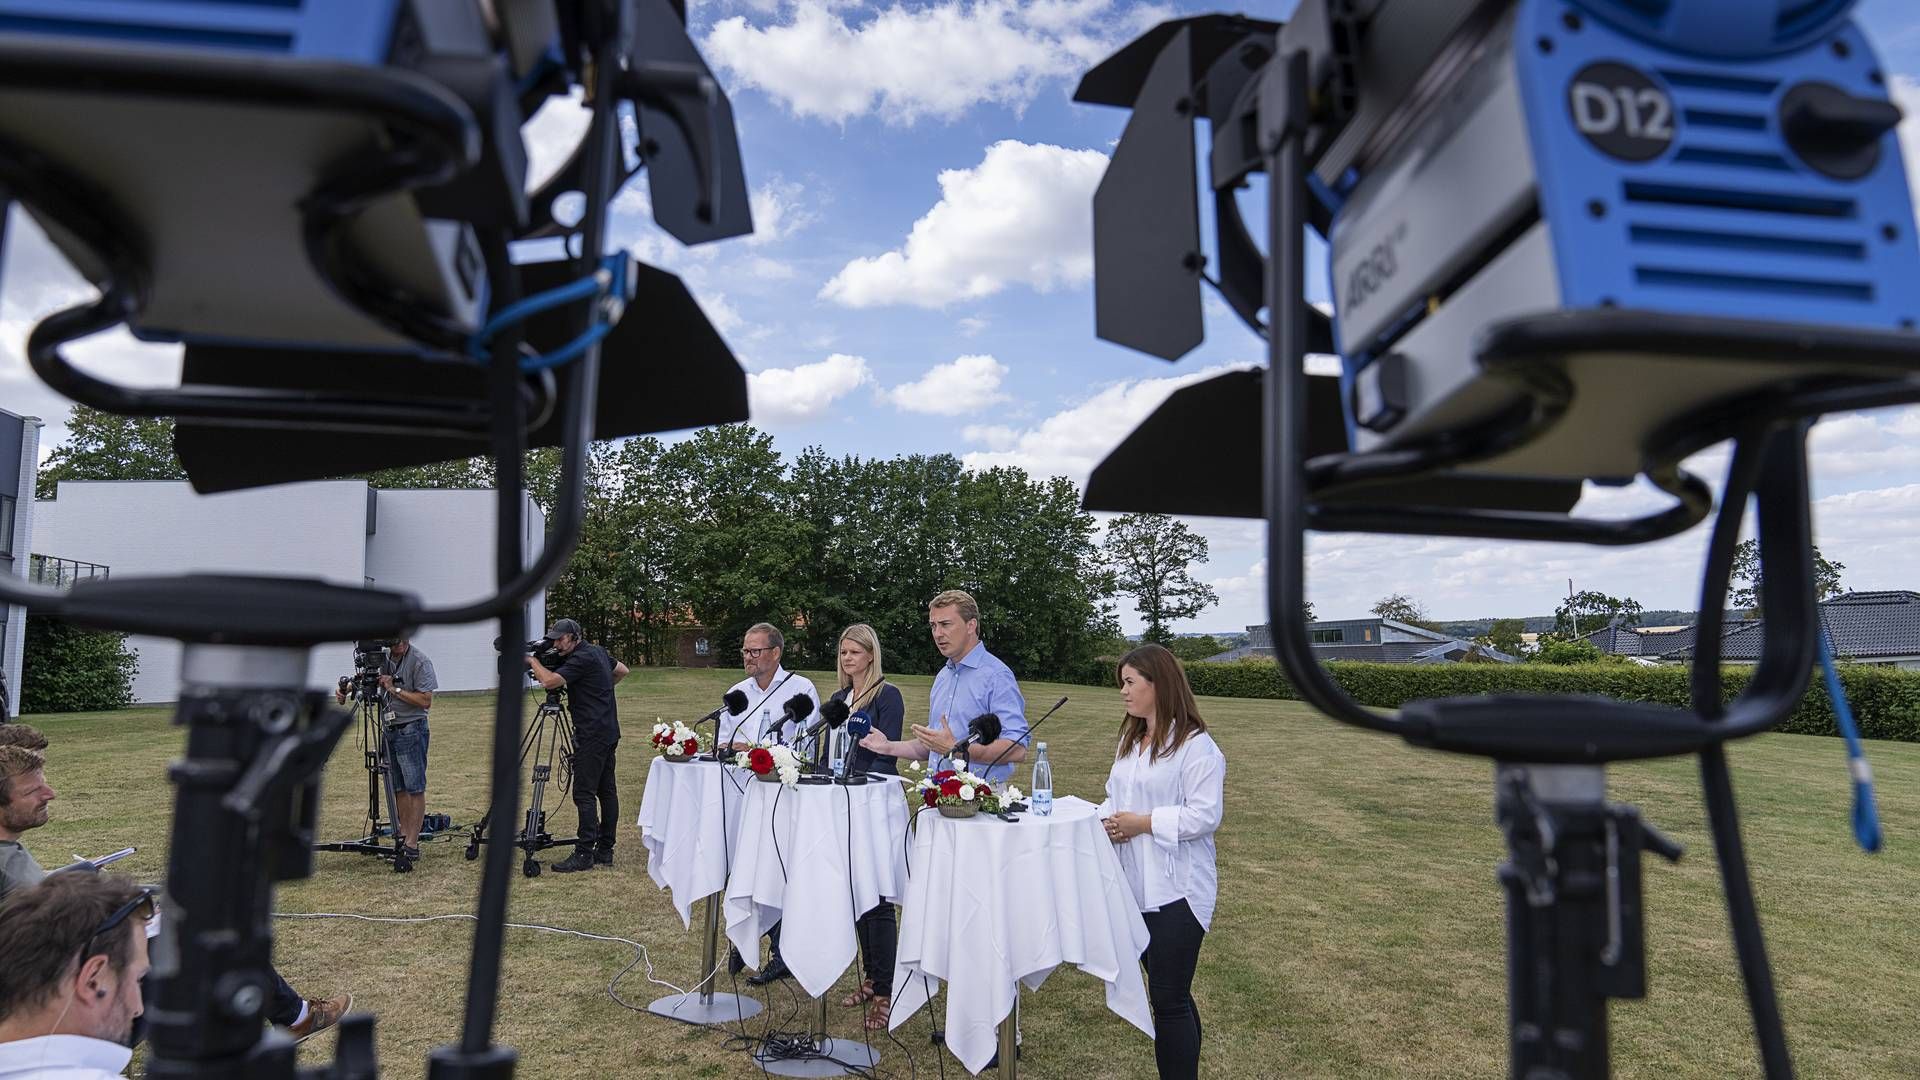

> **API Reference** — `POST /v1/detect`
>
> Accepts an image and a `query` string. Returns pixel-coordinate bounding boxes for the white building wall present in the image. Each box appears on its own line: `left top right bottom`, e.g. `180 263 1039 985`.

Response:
32 481 372 703
365 489 546 695
4 416 40 716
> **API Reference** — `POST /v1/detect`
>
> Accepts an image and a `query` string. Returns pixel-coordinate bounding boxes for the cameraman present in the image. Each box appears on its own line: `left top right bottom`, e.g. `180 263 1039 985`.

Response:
335 636 438 871
526 618 628 874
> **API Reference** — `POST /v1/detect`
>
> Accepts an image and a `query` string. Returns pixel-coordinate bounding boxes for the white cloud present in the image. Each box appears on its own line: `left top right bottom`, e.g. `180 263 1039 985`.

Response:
521 88 590 192
700 291 748 336
957 316 989 337
962 423 1019 450
961 362 1248 481
885 354 1009 415
743 255 797 280
821 140 1107 308
703 0 1166 126
747 353 872 424
747 176 815 246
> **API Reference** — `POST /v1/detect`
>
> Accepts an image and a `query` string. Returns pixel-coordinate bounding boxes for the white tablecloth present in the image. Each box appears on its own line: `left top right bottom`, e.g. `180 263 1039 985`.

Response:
636 757 750 927
889 794 1154 1076
724 775 911 998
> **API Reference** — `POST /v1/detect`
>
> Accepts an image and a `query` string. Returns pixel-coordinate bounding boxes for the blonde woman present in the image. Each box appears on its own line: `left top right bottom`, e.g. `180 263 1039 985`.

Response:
829 623 905 1030
1098 643 1225 1080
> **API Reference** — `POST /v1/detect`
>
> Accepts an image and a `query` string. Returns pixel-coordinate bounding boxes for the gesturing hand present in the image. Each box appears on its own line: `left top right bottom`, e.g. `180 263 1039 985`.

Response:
910 721 957 755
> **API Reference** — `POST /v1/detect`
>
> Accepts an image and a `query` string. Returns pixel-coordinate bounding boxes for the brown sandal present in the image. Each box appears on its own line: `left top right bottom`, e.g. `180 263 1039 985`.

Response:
864 994 892 1032
840 979 876 1008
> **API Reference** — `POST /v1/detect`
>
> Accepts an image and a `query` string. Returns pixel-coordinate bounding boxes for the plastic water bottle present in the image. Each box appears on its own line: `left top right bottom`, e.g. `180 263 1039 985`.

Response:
1030 742 1053 817
827 724 850 776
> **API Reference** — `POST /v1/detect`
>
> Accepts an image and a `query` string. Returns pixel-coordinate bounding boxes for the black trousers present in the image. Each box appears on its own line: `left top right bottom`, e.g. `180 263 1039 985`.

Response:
855 903 897 997
572 736 620 853
1141 899 1206 1080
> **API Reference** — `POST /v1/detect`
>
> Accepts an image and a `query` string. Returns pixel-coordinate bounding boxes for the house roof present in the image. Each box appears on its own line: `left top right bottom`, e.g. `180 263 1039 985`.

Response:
1700 590 1920 661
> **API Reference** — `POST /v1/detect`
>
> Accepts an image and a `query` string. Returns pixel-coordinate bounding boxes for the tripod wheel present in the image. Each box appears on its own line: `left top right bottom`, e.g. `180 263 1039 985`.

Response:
523 859 541 878
464 845 479 861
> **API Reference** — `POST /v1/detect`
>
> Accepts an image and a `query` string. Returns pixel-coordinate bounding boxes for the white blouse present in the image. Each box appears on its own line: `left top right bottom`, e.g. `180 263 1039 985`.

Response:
1097 730 1226 930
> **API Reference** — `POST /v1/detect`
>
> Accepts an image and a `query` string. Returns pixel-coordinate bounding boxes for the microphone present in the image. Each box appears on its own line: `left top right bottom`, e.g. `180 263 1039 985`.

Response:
800 697 849 744
776 692 814 745
976 696 1069 776
838 708 875 784
701 689 749 761
948 712 1003 765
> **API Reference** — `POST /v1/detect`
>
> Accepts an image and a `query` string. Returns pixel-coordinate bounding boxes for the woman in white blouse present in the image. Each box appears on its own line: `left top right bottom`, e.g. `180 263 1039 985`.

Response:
1099 642 1225 1080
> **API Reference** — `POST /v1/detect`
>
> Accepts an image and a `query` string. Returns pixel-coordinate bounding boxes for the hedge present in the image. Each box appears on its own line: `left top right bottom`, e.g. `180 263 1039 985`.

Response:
21 617 139 714
1178 659 1920 743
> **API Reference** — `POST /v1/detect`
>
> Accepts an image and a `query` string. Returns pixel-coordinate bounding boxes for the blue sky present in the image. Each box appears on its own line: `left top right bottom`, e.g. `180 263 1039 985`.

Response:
6 0 1920 637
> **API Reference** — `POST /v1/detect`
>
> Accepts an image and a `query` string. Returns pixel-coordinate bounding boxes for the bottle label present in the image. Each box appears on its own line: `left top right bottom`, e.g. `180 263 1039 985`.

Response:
1032 790 1053 816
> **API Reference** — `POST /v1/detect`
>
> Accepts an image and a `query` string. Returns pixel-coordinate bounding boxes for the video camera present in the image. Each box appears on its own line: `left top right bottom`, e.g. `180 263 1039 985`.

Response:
338 639 400 702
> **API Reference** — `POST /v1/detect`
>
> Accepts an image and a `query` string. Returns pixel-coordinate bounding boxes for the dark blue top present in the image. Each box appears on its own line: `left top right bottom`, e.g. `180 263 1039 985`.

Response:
834 682 904 776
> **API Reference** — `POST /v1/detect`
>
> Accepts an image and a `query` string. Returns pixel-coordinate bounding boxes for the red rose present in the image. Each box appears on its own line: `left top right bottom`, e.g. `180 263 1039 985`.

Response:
681 737 699 755
932 770 955 784
747 747 775 775
939 779 963 798
922 789 939 808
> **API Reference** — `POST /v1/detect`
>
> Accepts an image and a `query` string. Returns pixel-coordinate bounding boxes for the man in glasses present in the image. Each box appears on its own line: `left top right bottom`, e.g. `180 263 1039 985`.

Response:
723 622 820 751
0 725 349 1042
721 622 820 986
0 873 151 1077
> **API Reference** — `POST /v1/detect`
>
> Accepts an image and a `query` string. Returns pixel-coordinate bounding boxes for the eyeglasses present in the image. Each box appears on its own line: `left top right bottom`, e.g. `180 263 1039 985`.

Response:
740 647 772 659
78 888 156 959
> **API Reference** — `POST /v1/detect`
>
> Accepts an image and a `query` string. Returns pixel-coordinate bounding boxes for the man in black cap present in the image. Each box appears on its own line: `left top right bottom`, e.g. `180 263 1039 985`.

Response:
527 618 629 873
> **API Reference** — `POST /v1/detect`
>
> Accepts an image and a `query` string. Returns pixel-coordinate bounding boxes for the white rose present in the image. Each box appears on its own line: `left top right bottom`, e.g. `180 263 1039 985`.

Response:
910 761 924 773
959 786 975 802
1004 786 1024 803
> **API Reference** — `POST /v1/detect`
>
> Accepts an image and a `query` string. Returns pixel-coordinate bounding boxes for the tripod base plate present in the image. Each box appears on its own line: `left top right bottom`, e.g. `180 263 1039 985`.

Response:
751 1036 879 1076
646 991 764 1025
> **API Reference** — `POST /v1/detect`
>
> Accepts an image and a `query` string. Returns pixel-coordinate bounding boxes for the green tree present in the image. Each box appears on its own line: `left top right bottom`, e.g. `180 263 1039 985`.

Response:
1371 593 1428 625
1729 539 1846 617
1167 635 1226 663
1553 590 1643 638
21 617 139 712
1476 618 1526 656
356 457 494 489
1534 637 1604 665
36 407 185 497
1102 514 1219 645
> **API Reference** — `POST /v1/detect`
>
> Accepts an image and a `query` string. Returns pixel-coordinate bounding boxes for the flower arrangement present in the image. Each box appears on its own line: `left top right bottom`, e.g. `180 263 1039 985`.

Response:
649 720 704 760
733 741 802 786
915 769 1002 817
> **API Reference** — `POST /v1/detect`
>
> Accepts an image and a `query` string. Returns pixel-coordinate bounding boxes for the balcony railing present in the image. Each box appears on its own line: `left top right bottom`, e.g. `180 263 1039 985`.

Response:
28 554 109 589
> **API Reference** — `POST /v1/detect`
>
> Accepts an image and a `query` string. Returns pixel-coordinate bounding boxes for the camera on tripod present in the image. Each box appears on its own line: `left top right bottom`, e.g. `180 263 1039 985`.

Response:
337 639 400 702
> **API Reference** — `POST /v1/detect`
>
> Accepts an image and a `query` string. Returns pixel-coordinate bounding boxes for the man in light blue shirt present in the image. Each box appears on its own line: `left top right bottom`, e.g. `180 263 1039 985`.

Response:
860 589 1029 783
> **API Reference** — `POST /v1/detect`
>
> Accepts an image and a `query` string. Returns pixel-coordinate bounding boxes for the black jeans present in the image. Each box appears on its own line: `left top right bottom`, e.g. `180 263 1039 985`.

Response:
1141 899 1206 1080
855 903 897 997
571 736 620 854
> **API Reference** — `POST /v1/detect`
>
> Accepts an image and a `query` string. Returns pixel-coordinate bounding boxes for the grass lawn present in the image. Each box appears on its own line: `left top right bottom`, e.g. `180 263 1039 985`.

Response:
17 666 1920 1078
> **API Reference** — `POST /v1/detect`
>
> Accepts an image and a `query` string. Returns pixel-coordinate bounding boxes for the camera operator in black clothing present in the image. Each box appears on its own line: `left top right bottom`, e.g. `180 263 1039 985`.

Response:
526 618 629 874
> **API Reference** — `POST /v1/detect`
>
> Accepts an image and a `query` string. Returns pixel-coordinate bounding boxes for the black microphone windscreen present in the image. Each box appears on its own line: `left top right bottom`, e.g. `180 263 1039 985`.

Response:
723 689 749 715
820 699 849 727
782 693 814 721
969 713 1002 745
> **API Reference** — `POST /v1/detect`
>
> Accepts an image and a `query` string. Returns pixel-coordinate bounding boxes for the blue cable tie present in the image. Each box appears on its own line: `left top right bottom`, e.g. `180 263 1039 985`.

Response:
521 322 611 372
1816 627 1883 853
473 272 606 353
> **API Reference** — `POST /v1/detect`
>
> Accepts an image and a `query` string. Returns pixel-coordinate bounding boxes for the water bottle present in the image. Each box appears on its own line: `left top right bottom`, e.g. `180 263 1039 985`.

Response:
827 724 850 776
1030 742 1053 817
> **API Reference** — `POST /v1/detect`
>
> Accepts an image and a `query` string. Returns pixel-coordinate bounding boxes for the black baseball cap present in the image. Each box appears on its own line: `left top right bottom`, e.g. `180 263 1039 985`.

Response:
546 618 582 639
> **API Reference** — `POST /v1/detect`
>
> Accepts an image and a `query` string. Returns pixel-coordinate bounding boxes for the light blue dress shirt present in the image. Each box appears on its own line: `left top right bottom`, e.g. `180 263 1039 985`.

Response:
927 641 1028 783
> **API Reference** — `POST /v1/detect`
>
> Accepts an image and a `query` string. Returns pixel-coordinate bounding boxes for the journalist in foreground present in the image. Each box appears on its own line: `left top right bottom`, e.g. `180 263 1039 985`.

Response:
1098 643 1226 1080
0 873 152 1079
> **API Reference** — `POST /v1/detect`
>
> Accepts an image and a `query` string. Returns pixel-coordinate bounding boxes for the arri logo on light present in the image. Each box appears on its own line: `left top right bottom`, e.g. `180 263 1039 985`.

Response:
1569 62 1675 162
1345 221 1407 314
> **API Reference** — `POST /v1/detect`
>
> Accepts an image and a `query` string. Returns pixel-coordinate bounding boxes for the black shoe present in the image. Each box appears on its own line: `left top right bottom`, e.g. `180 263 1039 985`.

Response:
746 956 791 986
594 849 614 866
551 849 596 873
728 947 746 976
